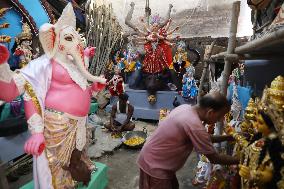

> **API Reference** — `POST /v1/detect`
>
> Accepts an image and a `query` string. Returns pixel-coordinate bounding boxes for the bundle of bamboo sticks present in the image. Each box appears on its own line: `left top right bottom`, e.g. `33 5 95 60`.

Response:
86 0 123 76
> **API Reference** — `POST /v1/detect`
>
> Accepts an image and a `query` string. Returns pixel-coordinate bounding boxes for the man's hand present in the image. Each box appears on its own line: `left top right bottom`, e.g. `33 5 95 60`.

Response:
110 123 116 131
206 153 239 165
111 125 122 133
224 125 236 135
210 135 235 143
116 126 122 132
24 133 45 156
91 82 106 92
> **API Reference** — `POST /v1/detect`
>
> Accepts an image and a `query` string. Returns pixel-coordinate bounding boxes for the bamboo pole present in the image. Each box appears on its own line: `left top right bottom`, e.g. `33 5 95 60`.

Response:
211 24 284 61
86 1 122 76
213 1 240 148
221 1 240 95
197 40 216 101
236 27 284 53
0 162 8 189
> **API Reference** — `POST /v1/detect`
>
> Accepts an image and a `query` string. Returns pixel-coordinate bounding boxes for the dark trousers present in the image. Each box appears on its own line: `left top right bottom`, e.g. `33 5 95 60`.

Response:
139 169 179 189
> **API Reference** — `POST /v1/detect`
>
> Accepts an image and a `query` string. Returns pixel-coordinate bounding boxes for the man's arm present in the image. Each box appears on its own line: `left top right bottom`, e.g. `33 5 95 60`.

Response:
205 153 239 165
110 105 116 129
121 104 134 130
210 135 234 143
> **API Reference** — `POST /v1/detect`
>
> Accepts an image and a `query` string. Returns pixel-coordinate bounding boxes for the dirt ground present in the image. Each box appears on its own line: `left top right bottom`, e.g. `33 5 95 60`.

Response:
98 146 199 189
9 118 200 189
9 145 199 189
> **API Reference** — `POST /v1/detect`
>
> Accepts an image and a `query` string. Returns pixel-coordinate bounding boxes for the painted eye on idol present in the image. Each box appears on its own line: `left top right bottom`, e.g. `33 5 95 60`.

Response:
64 36 73 41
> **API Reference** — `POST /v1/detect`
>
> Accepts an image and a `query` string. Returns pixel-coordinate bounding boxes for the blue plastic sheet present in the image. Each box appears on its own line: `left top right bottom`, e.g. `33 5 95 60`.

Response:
227 84 252 115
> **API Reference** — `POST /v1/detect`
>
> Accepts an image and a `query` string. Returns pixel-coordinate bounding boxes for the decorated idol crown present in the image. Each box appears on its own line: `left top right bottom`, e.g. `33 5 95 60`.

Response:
244 98 257 120
177 41 186 49
126 43 136 55
258 76 284 132
260 99 284 133
15 23 32 44
150 14 161 25
186 65 195 75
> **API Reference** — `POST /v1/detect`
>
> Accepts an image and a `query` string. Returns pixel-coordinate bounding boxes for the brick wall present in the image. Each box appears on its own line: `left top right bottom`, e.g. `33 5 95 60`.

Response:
180 36 248 78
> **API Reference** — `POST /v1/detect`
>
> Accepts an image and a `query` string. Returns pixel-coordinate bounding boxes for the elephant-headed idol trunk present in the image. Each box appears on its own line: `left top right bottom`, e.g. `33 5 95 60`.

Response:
73 49 106 84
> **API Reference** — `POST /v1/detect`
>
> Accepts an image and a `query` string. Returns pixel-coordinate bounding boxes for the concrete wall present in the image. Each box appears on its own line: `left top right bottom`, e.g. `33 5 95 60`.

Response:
94 0 253 38
182 36 248 79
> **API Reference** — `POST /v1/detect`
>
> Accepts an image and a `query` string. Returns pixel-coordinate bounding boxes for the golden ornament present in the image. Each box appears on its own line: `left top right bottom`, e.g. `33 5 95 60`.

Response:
268 75 284 110
15 23 32 45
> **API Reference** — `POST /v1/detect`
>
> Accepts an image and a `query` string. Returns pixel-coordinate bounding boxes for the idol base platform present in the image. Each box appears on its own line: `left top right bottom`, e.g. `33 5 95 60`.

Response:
106 88 196 120
20 162 108 189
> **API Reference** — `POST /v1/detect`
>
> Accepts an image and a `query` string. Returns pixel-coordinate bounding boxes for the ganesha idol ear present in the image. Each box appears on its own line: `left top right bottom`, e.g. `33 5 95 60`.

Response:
39 23 56 58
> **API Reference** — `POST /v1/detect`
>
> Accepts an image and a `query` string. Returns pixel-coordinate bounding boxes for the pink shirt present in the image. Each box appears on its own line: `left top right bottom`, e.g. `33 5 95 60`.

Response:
137 105 216 179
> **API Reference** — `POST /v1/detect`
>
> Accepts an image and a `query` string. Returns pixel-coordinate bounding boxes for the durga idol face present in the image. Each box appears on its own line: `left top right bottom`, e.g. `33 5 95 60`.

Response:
21 40 32 47
254 113 271 136
151 23 159 32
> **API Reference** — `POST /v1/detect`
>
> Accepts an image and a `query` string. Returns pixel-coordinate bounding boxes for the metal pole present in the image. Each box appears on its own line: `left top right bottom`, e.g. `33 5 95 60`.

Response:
145 0 150 26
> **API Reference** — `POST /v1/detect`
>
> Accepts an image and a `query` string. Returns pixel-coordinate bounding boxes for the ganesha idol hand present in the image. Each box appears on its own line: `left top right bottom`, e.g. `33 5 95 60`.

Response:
84 47 96 58
91 81 106 92
0 44 10 64
24 133 45 157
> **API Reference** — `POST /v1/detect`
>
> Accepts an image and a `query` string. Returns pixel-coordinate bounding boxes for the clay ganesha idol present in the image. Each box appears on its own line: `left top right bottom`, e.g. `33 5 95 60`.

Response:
0 3 106 188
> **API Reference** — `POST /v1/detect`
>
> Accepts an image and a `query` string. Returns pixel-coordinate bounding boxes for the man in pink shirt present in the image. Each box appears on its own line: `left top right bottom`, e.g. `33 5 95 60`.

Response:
137 92 239 189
